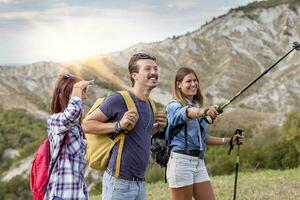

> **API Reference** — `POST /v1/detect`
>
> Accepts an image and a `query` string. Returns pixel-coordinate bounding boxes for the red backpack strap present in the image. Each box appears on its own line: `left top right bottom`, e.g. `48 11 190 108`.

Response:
43 131 69 192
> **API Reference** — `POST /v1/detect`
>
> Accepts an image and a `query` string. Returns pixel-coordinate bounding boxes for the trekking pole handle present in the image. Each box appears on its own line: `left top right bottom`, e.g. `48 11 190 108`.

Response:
236 128 243 145
228 128 243 155
204 105 223 124
293 41 300 51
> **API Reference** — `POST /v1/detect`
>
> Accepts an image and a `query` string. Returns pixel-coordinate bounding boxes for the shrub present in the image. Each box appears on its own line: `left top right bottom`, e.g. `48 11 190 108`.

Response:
145 161 165 183
90 181 102 196
0 176 31 200
262 140 300 169
283 112 300 141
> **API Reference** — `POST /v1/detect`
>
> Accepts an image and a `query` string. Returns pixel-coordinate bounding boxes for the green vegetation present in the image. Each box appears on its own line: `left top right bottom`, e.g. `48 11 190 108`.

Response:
284 112 300 141
90 166 300 200
0 107 46 174
0 176 31 200
145 161 165 183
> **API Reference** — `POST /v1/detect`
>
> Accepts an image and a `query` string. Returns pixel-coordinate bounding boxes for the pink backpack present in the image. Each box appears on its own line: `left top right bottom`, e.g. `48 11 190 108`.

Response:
30 134 68 200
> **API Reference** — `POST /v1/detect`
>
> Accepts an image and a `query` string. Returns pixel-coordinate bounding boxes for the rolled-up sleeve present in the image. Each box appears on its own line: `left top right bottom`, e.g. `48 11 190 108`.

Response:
48 96 83 134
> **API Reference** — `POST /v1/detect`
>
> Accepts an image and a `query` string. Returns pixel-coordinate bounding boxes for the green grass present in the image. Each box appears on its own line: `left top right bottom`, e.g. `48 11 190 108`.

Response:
90 167 300 200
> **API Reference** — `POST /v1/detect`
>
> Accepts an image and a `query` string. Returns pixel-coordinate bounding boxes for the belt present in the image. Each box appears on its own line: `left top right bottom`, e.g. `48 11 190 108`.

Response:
173 149 200 157
105 168 145 182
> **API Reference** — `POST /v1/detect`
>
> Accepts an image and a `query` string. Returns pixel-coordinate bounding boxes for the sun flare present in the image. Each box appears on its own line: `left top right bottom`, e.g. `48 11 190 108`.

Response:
28 18 104 61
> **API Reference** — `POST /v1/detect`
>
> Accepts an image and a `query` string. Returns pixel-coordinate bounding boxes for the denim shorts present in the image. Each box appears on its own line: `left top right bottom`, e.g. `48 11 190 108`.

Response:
102 171 146 200
166 152 210 188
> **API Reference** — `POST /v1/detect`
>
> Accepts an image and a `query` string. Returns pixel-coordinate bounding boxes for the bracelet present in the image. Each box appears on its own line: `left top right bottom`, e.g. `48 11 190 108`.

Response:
113 122 118 133
113 121 122 133
222 138 225 145
74 86 83 90
202 108 209 118
117 121 123 131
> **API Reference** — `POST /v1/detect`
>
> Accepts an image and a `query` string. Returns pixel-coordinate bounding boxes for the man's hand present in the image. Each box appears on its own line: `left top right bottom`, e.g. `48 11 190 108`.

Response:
119 109 139 130
153 110 167 133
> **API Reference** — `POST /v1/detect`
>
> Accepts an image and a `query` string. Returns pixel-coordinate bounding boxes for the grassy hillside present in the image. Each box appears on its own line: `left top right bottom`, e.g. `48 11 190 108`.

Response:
0 107 46 175
90 167 300 200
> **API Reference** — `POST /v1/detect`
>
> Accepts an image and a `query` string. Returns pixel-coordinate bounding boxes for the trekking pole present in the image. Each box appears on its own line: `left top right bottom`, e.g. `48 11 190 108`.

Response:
228 128 243 200
205 42 300 124
233 139 240 200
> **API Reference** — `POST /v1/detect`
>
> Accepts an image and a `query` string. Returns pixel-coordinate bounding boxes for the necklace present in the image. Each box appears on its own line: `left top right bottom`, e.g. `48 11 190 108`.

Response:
133 95 152 130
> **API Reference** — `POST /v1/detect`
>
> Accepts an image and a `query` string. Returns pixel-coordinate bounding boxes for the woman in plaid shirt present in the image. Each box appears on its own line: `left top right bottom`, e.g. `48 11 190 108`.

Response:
44 74 93 200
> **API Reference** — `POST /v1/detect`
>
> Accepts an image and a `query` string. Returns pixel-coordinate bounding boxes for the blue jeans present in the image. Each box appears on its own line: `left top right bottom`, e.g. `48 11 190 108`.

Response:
102 171 146 200
53 197 64 200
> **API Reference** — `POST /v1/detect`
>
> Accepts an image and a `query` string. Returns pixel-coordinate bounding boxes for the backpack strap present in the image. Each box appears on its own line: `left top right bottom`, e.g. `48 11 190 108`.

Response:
168 123 186 145
117 91 137 132
148 98 157 114
87 97 106 116
183 125 188 152
114 91 137 178
43 131 69 192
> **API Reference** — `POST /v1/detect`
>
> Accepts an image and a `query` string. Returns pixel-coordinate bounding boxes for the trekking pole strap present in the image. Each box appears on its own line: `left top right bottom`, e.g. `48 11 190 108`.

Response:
228 135 234 155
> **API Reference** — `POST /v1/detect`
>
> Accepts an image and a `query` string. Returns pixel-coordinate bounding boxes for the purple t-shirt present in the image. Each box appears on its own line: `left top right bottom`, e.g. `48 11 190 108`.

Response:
99 92 154 178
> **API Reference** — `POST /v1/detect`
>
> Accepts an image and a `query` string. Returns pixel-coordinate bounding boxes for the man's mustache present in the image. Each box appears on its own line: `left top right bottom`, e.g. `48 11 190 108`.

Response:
147 74 158 80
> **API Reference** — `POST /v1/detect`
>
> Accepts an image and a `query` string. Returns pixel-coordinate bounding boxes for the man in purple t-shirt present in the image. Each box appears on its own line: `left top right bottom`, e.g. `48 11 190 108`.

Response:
82 52 167 200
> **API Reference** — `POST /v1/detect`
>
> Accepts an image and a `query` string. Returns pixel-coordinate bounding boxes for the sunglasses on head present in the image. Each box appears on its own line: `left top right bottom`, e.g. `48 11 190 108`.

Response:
132 52 156 60
63 73 74 79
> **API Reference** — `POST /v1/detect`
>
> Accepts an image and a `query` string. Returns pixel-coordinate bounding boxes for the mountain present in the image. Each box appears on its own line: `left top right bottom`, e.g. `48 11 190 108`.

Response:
0 0 300 184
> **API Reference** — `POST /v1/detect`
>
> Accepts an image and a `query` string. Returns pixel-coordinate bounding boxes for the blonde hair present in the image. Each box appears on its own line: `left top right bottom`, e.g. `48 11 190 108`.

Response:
172 67 204 106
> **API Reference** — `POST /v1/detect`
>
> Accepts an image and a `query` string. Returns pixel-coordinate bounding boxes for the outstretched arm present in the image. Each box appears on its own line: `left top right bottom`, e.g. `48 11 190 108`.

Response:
206 135 244 145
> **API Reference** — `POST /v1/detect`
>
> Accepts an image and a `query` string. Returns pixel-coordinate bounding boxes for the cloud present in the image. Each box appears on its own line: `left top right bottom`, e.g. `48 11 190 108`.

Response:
0 0 257 64
0 0 13 3
169 1 200 10
0 0 21 4
0 4 154 23
0 10 40 20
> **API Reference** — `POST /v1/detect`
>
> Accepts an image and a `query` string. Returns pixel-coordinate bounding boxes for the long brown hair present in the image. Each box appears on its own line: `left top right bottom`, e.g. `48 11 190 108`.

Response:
50 74 81 114
172 67 204 106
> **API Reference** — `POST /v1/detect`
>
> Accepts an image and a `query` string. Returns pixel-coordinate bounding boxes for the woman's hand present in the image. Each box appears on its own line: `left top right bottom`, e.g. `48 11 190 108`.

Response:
73 80 94 90
231 134 244 145
206 105 220 119
71 80 94 99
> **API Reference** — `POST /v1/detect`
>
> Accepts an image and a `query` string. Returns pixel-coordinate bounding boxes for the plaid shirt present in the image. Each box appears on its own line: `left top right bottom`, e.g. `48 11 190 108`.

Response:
44 97 88 200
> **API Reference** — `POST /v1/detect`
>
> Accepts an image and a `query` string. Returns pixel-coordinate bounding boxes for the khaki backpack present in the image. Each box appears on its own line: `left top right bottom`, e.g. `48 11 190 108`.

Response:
84 91 156 178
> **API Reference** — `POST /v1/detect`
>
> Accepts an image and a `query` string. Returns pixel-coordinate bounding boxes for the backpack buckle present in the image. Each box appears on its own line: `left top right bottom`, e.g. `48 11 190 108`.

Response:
123 130 129 135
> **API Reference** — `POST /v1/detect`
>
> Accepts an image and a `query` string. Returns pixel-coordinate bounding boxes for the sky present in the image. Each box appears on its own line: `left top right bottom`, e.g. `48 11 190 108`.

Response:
0 0 257 65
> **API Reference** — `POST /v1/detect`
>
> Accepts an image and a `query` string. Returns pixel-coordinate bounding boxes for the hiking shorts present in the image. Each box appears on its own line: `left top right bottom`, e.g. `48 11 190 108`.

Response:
166 152 210 188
